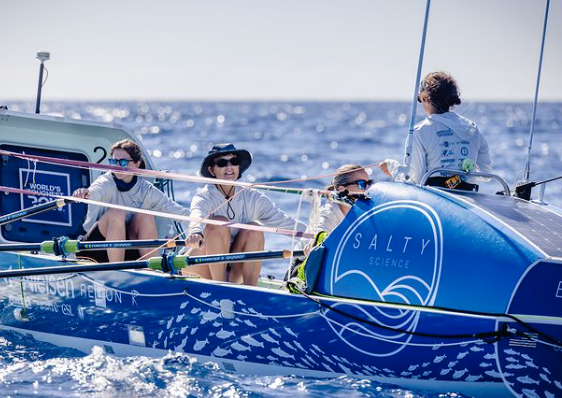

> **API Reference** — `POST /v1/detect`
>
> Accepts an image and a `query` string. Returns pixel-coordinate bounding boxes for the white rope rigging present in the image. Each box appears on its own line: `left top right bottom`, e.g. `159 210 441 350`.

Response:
0 148 330 196
0 185 314 239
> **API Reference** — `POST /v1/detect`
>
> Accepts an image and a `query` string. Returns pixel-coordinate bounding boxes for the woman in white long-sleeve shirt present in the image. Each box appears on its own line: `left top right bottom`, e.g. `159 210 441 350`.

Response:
288 164 371 281
314 164 372 235
73 139 190 262
186 143 306 285
380 71 492 189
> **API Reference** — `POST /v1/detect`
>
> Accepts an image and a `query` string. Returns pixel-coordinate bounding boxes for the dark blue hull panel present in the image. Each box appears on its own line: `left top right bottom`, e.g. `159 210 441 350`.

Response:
1 252 560 397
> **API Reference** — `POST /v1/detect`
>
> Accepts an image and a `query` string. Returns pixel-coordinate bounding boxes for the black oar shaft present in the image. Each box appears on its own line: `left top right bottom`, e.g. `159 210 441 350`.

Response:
188 249 305 265
0 249 305 279
0 260 149 278
77 239 186 251
0 199 67 226
0 239 186 253
0 243 42 252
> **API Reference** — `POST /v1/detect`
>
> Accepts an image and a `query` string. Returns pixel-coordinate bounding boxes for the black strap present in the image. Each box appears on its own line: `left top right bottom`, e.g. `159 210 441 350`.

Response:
218 185 236 220
426 176 479 192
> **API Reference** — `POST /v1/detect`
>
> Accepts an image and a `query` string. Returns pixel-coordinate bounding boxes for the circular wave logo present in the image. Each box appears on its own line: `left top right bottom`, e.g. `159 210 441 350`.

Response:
323 200 443 357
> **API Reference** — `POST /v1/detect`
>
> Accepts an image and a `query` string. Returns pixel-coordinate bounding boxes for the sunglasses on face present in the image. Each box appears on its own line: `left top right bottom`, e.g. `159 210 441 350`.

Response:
108 158 133 167
214 157 241 168
342 179 373 190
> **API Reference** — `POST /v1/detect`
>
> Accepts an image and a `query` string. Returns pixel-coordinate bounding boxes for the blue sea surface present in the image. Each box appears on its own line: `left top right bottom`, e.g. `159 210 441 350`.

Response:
1 100 562 397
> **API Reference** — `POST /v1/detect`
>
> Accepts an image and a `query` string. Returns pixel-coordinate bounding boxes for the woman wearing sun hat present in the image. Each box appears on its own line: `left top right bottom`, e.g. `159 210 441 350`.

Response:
186 143 307 285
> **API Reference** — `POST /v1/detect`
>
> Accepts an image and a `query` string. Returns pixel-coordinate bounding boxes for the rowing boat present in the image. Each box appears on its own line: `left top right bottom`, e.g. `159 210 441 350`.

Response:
2 0 561 395
1 106 561 398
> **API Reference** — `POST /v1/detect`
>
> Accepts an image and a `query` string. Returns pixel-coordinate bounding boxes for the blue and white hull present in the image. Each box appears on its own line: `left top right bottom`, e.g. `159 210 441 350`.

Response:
1 182 561 398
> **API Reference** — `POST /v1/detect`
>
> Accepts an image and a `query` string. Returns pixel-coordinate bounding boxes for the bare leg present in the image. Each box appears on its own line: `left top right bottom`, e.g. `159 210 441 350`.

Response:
97 209 127 262
181 247 213 279
128 213 158 258
203 222 231 281
230 227 265 286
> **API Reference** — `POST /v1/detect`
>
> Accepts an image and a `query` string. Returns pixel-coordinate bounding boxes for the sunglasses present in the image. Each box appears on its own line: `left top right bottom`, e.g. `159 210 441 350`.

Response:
214 157 241 168
108 158 133 167
342 179 373 190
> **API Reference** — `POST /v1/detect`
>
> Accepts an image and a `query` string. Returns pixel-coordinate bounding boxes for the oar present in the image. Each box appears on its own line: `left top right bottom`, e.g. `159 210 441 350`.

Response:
0 199 68 226
0 249 305 279
0 238 187 254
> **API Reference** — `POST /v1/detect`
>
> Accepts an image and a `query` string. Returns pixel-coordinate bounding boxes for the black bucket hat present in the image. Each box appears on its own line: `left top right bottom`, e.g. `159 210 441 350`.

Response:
200 143 253 179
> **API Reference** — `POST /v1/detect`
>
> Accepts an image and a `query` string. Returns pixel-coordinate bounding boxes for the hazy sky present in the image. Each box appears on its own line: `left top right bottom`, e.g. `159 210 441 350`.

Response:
1 0 560 101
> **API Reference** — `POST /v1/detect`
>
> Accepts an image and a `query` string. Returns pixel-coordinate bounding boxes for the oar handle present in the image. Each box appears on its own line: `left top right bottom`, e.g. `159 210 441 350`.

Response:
0 260 149 278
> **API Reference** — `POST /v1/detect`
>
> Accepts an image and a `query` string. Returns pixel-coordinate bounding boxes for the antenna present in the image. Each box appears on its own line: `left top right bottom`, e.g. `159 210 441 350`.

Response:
35 51 50 114
523 0 550 182
403 0 431 180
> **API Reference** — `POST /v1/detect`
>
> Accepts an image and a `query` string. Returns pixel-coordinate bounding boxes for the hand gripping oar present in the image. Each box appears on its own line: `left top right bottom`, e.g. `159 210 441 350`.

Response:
0 199 68 226
0 249 305 279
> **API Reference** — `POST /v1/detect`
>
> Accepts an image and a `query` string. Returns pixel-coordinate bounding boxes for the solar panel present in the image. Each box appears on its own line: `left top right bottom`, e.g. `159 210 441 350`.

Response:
445 192 562 258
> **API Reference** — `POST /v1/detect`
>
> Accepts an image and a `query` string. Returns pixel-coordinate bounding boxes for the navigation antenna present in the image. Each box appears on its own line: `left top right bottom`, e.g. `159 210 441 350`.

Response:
35 51 50 114
403 0 431 181
523 0 551 183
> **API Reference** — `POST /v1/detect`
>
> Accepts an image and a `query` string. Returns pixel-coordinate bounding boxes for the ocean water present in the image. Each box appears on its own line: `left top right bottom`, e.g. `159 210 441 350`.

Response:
1 100 562 397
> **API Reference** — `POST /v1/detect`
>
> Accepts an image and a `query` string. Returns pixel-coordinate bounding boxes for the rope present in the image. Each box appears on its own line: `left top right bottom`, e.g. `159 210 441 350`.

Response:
0 148 367 195
18 252 28 314
286 280 562 347
305 189 322 233
321 311 487 348
0 186 315 240
0 148 382 198
287 189 308 275
0 149 381 265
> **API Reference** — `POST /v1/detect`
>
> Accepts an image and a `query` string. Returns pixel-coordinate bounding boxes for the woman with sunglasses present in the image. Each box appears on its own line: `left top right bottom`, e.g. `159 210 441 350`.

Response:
318 164 373 234
289 164 372 280
185 143 307 286
73 139 190 263
379 71 491 188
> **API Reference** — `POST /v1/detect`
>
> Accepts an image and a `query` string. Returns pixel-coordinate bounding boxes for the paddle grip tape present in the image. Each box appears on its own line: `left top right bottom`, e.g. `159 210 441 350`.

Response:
41 239 79 255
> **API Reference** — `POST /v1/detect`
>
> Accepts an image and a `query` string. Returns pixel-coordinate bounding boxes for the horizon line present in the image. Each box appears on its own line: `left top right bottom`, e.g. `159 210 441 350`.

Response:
3 97 562 103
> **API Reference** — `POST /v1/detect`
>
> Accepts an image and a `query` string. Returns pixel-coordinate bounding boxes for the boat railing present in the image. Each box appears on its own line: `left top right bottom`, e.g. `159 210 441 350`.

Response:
420 168 511 196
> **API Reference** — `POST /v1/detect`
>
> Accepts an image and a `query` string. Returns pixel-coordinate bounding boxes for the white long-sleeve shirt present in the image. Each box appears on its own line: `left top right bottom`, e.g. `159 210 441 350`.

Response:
313 201 345 235
407 112 492 183
188 184 306 238
83 172 190 232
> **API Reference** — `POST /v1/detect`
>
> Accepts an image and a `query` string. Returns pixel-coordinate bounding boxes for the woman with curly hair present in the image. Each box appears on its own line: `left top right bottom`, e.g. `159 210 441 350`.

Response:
380 71 492 189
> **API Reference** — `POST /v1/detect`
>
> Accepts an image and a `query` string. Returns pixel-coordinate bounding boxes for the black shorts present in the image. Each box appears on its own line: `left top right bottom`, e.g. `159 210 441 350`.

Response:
77 223 141 263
